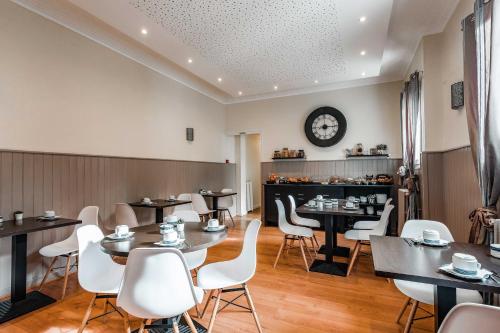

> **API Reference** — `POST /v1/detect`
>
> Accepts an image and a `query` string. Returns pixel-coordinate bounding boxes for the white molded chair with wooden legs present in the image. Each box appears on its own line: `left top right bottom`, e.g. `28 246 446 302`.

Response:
197 219 263 333
344 203 394 276
353 198 393 230
38 206 99 300
288 195 320 249
76 225 126 333
172 210 207 271
437 303 500 333
114 203 139 228
173 193 194 212
394 220 483 333
273 199 315 272
216 188 235 227
191 193 215 222
117 248 202 333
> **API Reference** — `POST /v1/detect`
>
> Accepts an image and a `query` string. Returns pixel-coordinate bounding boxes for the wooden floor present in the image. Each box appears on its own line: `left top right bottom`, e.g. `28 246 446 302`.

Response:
0 211 433 333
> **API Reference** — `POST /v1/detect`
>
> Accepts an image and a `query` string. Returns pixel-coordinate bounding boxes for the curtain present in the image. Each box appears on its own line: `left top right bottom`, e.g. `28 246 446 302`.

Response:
400 72 422 220
463 0 500 244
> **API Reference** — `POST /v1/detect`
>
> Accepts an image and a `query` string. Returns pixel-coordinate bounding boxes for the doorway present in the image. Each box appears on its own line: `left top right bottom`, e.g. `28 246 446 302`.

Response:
234 133 261 216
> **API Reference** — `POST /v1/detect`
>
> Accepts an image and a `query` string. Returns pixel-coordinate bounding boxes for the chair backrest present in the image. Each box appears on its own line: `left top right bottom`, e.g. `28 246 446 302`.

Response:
373 204 395 235
68 206 99 242
230 219 261 282
288 195 300 221
173 210 201 223
77 224 115 292
117 248 199 319
218 188 234 208
384 198 393 208
115 203 139 228
173 193 194 212
275 199 296 235
191 193 211 214
438 303 500 333
401 220 454 241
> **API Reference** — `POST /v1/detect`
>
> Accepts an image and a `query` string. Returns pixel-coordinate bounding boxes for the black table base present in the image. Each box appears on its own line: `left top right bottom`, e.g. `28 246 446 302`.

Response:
0 291 56 324
318 245 350 258
131 317 207 333
434 285 456 331
310 259 348 276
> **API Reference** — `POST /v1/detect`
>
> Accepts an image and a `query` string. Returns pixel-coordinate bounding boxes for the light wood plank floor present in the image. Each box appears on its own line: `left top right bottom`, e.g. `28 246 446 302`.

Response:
0 211 433 332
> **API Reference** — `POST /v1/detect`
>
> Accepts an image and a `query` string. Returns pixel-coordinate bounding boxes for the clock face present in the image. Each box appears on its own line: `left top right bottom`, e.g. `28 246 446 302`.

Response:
304 107 347 147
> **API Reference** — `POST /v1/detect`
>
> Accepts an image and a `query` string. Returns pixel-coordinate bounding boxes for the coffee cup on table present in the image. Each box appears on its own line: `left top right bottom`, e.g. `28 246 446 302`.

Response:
169 195 176 201
164 215 179 223
490 244 500 258
345 201 354 208
160 224 178 243
316 195 323 200
317 201 324 210
115 224 129 237
331 199 339 206
308 200 316 206
422 229 440 244
142 197 152 204
207 218 219 229
452 253 481 275
44 210 55 218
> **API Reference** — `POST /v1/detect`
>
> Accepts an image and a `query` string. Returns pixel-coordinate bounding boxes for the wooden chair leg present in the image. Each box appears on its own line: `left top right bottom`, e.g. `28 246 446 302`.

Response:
298 239 309 272
309 237 317 252
137 319 146 333
207 289 222 333
78 294 96 333
61 255 72 300
273 237 286 269
184 311 198 333
173 320 180 333
286 238 295 255
301 237 313 260
200 289 214 318
396 297 412 323
120 309 131 333
39 256 57 291
347 241 361 276
243 284 263 333
403 300 419 333
313 234 320 248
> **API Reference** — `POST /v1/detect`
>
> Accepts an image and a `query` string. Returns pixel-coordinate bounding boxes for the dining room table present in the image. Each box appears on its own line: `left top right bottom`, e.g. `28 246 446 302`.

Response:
295 200 365 276
0 216 81 324
202 191 237 219
128 199 192 223
370 235 500 332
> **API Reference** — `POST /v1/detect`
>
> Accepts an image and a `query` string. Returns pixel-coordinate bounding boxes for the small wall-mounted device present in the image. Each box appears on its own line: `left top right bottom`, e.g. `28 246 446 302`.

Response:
451 81 464 110
186 128 194 141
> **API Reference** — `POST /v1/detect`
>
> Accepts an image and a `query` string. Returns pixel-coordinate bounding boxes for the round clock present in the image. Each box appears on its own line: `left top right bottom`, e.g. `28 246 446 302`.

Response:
304 107 347 147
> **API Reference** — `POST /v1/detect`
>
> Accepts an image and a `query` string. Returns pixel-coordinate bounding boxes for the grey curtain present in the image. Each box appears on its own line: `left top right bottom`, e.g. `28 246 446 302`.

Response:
463 0 500 244
400 72 422 220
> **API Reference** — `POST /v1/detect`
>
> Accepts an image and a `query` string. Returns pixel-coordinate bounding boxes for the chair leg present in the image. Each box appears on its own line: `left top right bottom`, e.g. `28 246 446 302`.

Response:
403 300 419 333
286 238 295 255
120 309 131 333
313 234 320 248
396 297 412 323
273 236 287 269
301 237 313 260
61 255 72 300
78 293 96 333
347 241 361 276
243 284 263 333
39 256 57 291
200 289 214 318
207 289 222 333
298 239 309 272
173 320 180 333
227 209 235 227
184 311 198 333
138 319 146 333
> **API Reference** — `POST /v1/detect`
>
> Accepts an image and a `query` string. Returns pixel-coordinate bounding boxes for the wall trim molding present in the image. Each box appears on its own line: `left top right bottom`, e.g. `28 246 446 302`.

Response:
422 145 471 154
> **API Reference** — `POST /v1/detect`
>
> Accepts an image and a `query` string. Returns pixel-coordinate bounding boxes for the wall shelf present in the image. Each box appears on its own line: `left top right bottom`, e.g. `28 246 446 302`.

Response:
271 157 306 161
346 154 389 159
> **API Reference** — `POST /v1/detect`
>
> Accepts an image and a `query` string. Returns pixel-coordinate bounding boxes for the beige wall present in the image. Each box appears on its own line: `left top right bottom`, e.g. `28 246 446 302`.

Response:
0 1 233 163
226 81 403 162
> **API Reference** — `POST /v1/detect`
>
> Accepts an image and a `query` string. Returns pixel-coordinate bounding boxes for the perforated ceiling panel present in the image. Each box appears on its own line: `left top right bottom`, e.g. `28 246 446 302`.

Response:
131 0 346 89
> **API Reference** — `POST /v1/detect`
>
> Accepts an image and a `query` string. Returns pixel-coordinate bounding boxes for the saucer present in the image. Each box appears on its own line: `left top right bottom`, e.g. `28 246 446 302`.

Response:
439 263 491 281
107 232 135 240
142 201 153 205
38 215 60 221
203 225 226 232
166 198 176 202
304 204 317 208
154 239 184 247
414 238 450 247
342 206 359 210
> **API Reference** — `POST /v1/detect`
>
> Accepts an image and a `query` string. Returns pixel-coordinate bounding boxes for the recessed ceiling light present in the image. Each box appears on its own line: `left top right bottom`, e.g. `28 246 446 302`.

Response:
141 28 148 35
359 16 367 22
314 80 319 84
217 77 222 83
187 58 193 63
273 85 278 90
238 91 243 96
361 72 366 76
360 50 366 56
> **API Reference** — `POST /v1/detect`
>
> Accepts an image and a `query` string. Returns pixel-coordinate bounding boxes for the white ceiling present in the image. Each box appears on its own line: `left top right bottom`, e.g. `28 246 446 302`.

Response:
13 0 460 103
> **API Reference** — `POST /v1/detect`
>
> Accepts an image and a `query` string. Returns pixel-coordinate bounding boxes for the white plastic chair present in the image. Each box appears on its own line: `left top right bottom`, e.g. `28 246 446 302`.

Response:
273 199 314 272
114 203 139 228
437 303 500 333
172 210 207 271
38 206 99 299
344 204 394 275
394 220 483 333
216 188 235 227
117 248 202 333
288 195 320 248
76 225 126 333
173 193 194 212
197 219 263 333
353 198 393 229
191 193 214 221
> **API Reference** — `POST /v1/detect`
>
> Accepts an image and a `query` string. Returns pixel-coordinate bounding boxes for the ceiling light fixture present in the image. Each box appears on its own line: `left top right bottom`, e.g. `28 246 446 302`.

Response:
314 80 319 84
187 58 193 63
141 28 148 35
217 77 222 83
360 50 366 56
361 72 366 76
238 91 243 96
273 85 278 91
359 16 367 22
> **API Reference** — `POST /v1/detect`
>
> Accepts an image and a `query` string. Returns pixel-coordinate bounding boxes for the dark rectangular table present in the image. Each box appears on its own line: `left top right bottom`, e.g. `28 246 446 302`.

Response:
0 217 81 323
370 235 500 331
129 199 192 223
296 201 365 276
202 192 236 219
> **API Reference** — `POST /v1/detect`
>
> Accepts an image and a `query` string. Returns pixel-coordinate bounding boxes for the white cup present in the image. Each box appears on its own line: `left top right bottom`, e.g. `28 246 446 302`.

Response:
143 197 152 204
490 244 500 258
423 229 440 243
169 195 176 201
308 200 316 206
164 228 178 243
15 212 23 221
347 196 355 202
332 199 339 206
345 201 354 208
164 215 179 223
452 253 480 275
317 201 324 210
366 206 374 215
208 218 219 228
115 224 129 237
207 190 213 194
316 195 323 200
44 210 55 218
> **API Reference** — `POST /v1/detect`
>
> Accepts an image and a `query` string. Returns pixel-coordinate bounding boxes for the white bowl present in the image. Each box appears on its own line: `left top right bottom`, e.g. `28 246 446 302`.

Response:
490 244 500 258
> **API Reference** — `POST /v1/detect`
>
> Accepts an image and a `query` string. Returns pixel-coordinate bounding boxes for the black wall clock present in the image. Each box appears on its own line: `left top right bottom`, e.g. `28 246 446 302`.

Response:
304 107 347 147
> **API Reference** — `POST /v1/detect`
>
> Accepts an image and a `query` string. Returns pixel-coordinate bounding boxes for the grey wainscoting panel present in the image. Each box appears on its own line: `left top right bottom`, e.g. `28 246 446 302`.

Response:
0 150 235 296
